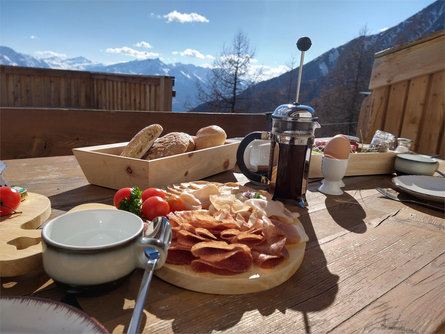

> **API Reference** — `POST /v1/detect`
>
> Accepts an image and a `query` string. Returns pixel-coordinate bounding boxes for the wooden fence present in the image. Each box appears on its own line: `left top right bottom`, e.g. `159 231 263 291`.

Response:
0 108 269 159
0 65 175 111
357 30 445 156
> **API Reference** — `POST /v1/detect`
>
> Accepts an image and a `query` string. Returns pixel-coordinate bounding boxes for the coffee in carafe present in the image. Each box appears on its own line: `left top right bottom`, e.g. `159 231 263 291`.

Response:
236 37 320 207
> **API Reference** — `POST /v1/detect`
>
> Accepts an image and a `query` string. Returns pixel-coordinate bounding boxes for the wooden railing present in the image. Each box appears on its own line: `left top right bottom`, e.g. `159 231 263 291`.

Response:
0 107 269 159
0 65 175 111
357 30 445 156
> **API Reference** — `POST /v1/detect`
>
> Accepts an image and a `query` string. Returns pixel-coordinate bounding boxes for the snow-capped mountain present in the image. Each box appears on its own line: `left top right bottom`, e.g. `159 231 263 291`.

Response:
0 46 211 111
0 46 49 68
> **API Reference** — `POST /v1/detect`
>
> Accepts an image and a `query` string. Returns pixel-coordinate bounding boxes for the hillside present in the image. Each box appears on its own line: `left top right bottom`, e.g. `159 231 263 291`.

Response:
191 0 444 137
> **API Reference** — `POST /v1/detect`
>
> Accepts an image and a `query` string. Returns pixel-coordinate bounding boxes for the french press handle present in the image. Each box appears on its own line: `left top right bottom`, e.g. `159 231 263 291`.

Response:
236 131 270 184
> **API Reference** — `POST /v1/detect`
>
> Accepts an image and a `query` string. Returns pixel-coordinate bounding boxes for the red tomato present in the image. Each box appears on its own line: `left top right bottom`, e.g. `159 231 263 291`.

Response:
141 188 166 202
141 196 170 220
167 195 185 212
113 187 132 208
0 186 21 216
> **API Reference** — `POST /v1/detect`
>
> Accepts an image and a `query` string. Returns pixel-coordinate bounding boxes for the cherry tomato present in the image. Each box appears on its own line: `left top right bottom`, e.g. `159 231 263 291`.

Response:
113 187 132 208
167 195 185 212
0 186 21 216
141 196 170 220
141 188 166 202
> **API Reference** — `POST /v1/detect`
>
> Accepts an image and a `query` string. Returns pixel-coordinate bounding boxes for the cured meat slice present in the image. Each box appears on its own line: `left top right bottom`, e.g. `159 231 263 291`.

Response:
195 227 217 240
190 241 253 273
166 248 197 265
166 241 197 265
176 230 209 249
173 210 220 230
269 217 309 244
251 251 285 269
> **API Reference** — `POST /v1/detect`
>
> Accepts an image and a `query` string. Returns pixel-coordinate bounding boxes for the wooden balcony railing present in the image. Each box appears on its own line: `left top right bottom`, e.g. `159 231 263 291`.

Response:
0 107 269 159
357 30 445 156
0 65 175 111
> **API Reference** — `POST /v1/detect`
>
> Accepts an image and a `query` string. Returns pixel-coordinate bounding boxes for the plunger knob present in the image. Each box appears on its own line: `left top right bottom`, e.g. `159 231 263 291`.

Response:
297 37 312 52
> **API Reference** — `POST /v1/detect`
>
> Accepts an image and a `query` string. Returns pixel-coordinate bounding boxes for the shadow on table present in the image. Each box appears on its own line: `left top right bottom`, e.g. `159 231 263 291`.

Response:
130 209 340 334
48 185 115 212
324 192 367 233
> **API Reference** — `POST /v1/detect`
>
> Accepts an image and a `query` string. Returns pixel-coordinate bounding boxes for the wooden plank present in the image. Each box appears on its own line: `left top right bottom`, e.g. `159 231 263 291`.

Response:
370 31 445 89
417 70 445 155
0 71 7 106
364 86 389 143
383 80 408 136
399 75 429 150
0 108 269 159
330 253 445 333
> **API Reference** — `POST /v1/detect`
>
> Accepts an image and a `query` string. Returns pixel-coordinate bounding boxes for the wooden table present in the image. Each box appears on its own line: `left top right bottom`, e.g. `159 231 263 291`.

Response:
2 155 444 333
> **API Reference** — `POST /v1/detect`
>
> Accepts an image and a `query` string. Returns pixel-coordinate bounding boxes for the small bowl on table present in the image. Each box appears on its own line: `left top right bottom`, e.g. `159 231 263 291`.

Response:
394 153 439 176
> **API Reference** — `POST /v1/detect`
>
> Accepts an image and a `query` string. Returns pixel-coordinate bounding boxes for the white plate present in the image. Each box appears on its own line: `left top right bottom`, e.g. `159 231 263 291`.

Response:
0 296 108 334
392 175 445 203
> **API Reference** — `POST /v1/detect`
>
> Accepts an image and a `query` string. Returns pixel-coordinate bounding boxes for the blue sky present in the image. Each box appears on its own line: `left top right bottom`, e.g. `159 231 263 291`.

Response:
0 0 437 79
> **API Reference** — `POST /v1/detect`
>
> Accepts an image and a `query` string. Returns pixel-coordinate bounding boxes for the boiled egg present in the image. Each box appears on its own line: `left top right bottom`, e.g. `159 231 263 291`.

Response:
323 134 351 159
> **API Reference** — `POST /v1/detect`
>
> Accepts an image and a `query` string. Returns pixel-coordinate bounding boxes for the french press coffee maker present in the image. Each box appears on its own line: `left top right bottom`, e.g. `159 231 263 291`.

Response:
236 37 320 207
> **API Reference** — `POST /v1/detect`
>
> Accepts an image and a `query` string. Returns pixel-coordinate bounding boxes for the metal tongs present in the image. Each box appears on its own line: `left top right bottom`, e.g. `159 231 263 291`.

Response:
127 216 172 334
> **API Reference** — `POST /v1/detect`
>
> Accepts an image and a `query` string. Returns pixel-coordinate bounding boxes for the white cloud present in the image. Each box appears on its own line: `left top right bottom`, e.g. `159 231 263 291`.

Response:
135 41 152 49
35 50 67 58
164 10 209 23
251 64 290 82
29 35 37 39
173 48 214 59
106 46 159 59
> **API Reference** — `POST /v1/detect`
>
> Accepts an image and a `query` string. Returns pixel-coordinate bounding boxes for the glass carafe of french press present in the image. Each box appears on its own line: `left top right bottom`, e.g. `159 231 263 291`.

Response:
236 37 320 207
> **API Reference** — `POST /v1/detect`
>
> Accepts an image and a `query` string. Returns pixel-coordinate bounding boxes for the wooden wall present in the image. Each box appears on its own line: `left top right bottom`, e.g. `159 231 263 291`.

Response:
356 30 445 156
0 108 269 159
0 65 175 111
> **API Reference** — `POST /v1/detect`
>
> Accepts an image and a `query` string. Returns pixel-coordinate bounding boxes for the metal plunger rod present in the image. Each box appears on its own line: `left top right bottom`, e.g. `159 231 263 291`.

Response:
295 36 312 104
295 51 305 103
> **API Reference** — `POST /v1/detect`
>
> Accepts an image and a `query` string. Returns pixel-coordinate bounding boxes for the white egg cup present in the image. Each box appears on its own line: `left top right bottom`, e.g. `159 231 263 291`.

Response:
318 156 349 195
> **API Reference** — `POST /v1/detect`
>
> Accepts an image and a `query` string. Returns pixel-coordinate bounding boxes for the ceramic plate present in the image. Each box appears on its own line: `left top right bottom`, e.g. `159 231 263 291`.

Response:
0 296 109 334
392 175 445 203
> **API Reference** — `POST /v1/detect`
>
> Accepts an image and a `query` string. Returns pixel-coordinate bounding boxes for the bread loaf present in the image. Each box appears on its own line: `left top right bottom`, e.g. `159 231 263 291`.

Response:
194 125 227 150
147 132 195 159
121 124 163 159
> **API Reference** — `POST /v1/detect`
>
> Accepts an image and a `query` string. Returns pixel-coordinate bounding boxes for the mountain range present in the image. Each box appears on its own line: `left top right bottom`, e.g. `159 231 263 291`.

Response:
0 45 212 112
191 0 444 138
0 0 444 122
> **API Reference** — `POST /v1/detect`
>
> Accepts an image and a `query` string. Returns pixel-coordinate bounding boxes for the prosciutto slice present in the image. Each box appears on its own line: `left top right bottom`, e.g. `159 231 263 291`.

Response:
166 241 197 265
190 241 253 274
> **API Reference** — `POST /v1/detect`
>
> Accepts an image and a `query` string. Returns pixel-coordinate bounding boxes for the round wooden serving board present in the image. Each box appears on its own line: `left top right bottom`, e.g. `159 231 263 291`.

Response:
156 243 306 295
0 193 51 277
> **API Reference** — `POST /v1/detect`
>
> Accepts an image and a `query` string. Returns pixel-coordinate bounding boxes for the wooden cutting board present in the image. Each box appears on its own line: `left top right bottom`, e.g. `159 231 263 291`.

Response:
0 193 51 277
156 243 306 295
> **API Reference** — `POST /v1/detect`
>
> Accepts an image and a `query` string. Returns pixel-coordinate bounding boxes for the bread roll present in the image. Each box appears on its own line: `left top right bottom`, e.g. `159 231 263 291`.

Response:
194 125 227 150
121 124 163 159
147 132 195 159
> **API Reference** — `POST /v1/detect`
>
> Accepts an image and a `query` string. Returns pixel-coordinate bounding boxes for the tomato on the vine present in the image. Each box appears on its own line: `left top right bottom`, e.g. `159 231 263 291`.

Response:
167 195 185 212
141 187 166 202
0 186 21 217
113 187 132 208
141 196 170 220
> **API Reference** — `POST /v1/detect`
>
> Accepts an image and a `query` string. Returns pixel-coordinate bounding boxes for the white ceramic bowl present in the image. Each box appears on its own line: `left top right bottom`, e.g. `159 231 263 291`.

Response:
42 209 171 286
394 154 439 176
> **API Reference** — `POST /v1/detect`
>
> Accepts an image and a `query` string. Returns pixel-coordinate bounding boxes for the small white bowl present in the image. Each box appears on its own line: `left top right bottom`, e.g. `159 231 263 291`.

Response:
42 209 171 287
394 154 439 176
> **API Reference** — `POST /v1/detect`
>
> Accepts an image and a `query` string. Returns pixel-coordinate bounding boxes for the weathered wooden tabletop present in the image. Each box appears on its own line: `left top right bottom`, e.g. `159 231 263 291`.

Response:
2 155 444 333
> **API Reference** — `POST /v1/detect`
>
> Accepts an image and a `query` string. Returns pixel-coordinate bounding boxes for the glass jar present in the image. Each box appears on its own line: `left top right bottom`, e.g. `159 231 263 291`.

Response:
369 130 396 152
395 138 413 153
